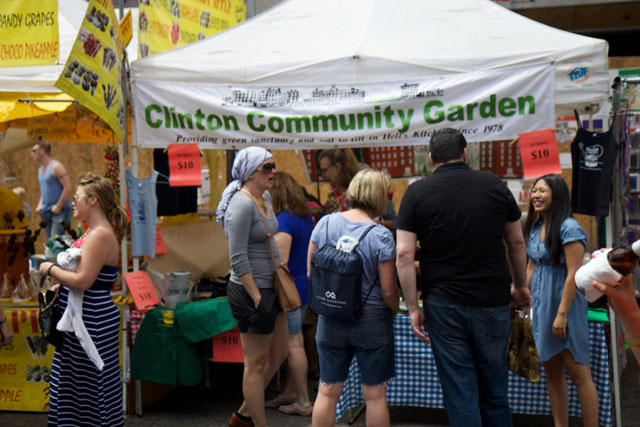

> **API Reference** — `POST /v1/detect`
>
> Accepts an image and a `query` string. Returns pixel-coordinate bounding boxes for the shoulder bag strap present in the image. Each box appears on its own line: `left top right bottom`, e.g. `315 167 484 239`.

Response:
354 224 376 248
356 224 377 307
245 193 278 270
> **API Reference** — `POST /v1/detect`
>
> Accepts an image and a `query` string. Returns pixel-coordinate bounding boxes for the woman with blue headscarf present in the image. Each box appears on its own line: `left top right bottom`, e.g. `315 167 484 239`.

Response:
217 146 289 427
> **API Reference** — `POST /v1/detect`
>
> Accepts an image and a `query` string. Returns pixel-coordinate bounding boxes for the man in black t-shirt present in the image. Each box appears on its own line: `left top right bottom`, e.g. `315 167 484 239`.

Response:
396 128 531 427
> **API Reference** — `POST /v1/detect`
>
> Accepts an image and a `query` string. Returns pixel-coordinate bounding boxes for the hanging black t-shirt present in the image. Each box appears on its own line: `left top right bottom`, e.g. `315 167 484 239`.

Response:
153 149 198 216
571 112 617 217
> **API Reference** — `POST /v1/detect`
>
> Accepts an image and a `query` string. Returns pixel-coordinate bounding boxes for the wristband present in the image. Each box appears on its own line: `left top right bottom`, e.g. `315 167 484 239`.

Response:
0 318 6 324
47 263 57 276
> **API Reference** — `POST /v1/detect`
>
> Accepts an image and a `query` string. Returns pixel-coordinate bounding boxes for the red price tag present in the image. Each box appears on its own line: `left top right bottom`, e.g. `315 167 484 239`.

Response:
518 129 561 180
155 224 166 255
168 143 202 186
213 327 244 363
124 271 160 311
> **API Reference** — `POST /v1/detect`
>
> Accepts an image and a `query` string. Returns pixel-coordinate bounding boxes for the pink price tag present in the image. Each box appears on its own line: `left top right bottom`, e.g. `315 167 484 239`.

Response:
124 271 159 311
518 129 561 180
167 143 201 186
155 224 166 255
213 327 244 363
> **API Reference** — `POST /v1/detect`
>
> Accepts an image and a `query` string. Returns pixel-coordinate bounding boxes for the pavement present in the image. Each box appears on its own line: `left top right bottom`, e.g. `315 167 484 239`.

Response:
1 349 638 426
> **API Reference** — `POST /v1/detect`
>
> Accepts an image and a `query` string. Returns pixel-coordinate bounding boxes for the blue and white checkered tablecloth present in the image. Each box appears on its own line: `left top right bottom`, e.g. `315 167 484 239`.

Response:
335 315 611 427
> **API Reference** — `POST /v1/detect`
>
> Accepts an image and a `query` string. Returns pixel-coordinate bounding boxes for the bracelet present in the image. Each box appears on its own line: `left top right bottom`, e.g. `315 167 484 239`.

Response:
627 337 640 347
47 263 57 276
0 318 6 324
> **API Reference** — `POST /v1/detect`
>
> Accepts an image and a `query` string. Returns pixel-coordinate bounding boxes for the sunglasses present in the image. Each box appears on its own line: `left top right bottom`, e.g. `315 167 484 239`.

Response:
258 162 277 173
73 194 90 202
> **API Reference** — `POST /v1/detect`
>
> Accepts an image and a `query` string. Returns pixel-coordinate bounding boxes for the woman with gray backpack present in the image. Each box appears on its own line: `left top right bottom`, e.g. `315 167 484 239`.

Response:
307 168 399 427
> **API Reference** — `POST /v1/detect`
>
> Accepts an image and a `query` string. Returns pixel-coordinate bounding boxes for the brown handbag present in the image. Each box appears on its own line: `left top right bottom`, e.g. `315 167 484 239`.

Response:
248 193 301 312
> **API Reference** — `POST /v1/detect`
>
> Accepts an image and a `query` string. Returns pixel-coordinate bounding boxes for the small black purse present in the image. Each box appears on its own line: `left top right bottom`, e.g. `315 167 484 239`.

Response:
38 289 63 348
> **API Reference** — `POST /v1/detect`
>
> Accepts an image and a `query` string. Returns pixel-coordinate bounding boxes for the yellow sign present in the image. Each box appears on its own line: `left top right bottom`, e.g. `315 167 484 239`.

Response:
138 0 245 57
120 10 133 47
28 106 77 137
55 0 125 142
0 306 55 412
0 0 59 67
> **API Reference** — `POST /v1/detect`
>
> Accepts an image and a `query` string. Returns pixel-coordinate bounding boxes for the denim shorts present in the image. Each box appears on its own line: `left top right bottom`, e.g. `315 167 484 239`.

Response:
286 304 308 335
316 308 395 386
227 281 279 334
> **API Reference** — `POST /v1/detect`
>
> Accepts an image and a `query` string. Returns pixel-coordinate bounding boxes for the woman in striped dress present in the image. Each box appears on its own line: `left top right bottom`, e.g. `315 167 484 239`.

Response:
40 173 128 426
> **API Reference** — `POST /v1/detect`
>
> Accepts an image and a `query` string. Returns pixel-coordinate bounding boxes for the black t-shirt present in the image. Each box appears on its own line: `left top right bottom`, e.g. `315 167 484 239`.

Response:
397 162 521 307
570 119 617 217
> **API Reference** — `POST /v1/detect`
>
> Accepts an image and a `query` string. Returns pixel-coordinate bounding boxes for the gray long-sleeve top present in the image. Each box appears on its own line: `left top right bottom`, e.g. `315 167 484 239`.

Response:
224 192 280 288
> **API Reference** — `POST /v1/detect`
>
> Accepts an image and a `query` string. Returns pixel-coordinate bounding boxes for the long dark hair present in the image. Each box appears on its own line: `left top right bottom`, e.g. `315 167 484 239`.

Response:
523 174 572 266
270 172 310 218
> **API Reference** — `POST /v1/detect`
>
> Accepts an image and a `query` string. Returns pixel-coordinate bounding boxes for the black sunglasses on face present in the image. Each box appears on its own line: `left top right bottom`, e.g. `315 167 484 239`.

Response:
259 162 277 173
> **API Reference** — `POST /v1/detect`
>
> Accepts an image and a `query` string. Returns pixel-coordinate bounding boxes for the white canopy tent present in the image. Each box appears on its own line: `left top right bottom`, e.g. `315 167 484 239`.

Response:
130 0 609 149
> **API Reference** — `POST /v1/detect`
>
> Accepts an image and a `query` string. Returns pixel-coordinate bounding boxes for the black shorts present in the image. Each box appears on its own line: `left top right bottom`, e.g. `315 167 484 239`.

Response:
227 281 279 334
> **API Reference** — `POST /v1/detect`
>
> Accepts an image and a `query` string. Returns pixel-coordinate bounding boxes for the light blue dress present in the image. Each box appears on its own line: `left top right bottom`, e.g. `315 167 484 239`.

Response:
527 217 590 364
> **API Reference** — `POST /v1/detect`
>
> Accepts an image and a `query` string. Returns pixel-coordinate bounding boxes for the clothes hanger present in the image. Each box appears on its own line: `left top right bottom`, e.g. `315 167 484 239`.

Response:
125 160 170 182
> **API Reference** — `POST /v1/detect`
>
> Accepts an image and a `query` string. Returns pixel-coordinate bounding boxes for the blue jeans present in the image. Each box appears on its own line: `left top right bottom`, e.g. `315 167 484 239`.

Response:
41 205 72 239
424 294 512 427
286 304 308 335
316 308 394 386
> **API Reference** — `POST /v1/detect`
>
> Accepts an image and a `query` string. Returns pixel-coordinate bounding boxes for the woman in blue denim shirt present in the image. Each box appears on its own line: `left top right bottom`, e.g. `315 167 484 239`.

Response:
307 169 399 427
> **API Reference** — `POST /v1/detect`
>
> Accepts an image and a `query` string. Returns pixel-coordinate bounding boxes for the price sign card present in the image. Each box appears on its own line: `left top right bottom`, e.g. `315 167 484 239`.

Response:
124 271 160 311
213 327 244 363
168 143 202 187
518 129 561 180
155 224 167 255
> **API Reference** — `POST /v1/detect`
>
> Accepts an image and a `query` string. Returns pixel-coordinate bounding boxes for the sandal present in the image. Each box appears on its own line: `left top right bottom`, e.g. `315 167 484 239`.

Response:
264 394 296 408
278 402 313 417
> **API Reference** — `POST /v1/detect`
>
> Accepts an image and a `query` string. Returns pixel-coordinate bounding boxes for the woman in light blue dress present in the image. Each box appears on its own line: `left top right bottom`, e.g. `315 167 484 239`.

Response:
524 174 598 427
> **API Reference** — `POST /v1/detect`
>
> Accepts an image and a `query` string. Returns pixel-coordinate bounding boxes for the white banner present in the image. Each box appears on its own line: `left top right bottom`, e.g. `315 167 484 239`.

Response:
132 63 554 149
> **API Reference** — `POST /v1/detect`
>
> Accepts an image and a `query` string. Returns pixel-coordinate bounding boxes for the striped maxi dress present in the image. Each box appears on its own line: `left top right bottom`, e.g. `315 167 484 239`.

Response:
48 265 123 426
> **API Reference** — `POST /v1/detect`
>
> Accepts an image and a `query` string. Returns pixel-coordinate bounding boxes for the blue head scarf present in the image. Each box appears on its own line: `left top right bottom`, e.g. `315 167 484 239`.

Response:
216 146 273 226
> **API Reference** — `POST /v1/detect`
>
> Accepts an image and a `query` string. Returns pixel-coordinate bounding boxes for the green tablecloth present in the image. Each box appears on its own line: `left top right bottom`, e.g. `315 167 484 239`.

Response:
131 297 237 386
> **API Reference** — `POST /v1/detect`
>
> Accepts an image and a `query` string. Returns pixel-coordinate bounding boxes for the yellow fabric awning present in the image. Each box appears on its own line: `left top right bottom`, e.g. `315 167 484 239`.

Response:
0 92 73 123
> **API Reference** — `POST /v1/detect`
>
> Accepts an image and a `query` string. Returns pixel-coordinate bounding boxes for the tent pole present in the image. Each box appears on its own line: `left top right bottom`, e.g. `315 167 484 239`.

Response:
117 0 130 417
609 77 623 426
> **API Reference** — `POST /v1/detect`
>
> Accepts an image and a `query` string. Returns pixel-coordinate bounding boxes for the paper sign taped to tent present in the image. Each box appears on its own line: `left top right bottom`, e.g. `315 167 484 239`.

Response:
518 129 561 179
28 106 77 137
133 63 555 149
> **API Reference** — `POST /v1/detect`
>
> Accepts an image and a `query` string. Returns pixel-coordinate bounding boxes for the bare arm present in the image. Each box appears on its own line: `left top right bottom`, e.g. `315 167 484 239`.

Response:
505 220 531 307
594 275 640 364
396 229 428 343
39 228 118 291
552 241 585 340
379 259 399 314
274 232 292 266
51 162 72 214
